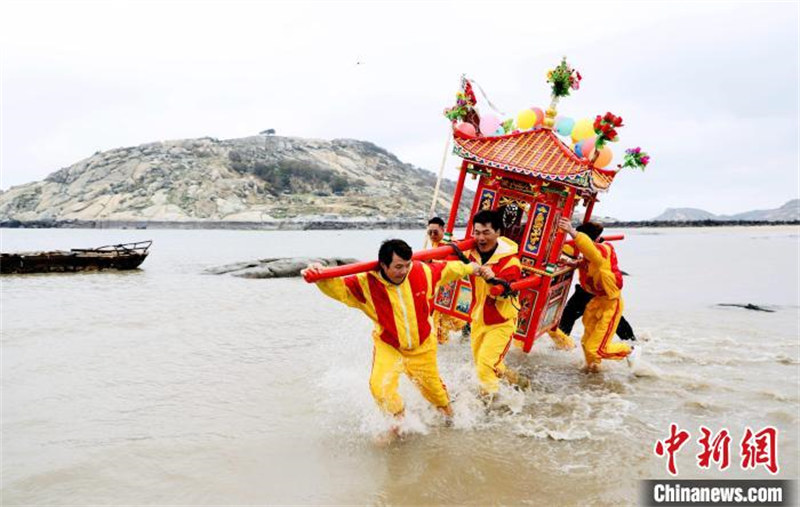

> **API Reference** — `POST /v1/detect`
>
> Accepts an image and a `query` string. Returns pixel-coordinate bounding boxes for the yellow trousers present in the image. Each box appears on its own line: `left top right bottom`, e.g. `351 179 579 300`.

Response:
433 311 466 344
581 296 631 367
369 335 450 415
548 328 576 350
470 320 515 394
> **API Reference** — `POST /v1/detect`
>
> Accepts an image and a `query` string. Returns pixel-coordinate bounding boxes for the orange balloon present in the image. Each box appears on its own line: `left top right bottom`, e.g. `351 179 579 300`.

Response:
593 146 613 168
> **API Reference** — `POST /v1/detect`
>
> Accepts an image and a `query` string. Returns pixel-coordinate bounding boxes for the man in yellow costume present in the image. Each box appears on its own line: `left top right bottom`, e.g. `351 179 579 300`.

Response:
302 239 479 430
465 209 529 397
426 217 468 344
548 239 637 350
557 217 633 372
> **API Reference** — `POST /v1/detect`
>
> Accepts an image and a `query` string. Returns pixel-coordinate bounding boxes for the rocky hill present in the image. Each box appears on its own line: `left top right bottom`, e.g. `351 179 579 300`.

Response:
651 208 717 221
652 200 799 222
0 136 473 227
727 199 799 221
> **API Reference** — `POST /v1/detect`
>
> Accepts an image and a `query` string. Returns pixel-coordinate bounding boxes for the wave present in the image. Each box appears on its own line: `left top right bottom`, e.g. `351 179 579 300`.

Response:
656 371 732 392
682 399 722 413
756 390 799 403
651 347 799 367
776 354 800 365
763 409 799 424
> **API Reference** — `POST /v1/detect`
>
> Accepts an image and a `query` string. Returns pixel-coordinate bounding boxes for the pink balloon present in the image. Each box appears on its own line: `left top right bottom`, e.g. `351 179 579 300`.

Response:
456 122 476 137
530 107 544 127
479 114 501 136
579 136 596 159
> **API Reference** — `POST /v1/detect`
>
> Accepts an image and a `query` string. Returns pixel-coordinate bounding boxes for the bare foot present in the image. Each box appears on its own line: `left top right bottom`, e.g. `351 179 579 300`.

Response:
581 363 602 374
503 369 531 391
373 426 402 447
548 329 576 350
437 404 454 427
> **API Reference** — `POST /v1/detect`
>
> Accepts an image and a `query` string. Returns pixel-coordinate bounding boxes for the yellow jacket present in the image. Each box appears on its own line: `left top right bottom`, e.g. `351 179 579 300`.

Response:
466 237 522 327
574 233 621 300
316 260 474 350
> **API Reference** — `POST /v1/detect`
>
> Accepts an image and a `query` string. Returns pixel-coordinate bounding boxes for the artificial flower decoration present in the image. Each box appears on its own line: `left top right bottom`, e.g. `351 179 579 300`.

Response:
618 147 650 171
444 80 477 122
593 112 624 149
546 57 582 98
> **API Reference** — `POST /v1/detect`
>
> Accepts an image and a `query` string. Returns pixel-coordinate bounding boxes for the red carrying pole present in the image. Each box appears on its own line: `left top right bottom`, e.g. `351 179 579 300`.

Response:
564 234 624 247
490 273 544 296
445 160 468 234
547 190 577 266
303 238 477 283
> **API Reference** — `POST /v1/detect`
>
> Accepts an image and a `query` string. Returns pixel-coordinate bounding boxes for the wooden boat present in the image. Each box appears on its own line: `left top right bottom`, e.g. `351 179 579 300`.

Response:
1 240 152 274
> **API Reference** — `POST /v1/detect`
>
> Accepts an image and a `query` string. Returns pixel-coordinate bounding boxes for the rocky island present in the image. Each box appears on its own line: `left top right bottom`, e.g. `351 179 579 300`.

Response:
0 135 474 229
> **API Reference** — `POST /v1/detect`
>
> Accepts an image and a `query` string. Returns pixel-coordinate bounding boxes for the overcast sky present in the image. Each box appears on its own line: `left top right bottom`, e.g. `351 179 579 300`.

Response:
1 0 798 220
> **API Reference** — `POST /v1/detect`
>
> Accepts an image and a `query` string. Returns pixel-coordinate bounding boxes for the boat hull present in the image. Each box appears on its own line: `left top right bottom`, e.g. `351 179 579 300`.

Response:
1 251 149 274
1 240 152 274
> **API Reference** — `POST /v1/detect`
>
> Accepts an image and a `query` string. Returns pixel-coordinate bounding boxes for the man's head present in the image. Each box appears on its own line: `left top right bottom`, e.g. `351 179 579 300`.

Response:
576 221 604 242
427 217 445 244
472 209 503 253
378 239 413 284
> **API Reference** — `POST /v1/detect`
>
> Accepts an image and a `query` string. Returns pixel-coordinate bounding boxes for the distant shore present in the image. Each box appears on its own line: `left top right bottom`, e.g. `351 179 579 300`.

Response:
1 219 798 231
600 219 799 228
0 219 434 231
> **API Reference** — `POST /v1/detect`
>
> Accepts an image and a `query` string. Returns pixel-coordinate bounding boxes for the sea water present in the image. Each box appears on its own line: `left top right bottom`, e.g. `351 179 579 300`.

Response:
1 226 798 506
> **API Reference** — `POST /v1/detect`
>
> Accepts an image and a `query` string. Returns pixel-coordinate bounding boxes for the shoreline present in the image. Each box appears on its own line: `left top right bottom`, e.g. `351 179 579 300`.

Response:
1 219 798 231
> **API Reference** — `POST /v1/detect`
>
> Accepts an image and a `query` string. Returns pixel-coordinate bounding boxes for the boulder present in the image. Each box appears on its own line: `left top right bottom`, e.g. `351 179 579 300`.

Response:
205 256 358 278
